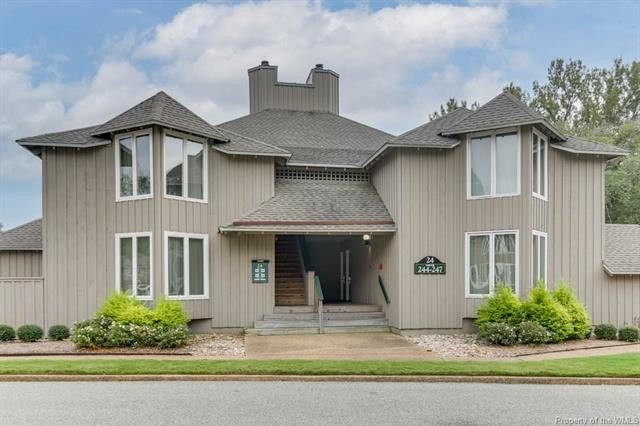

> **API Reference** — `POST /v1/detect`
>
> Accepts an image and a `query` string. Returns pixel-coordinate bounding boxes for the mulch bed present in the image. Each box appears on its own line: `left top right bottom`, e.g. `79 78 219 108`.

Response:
0 334 246 357
408 334 634 359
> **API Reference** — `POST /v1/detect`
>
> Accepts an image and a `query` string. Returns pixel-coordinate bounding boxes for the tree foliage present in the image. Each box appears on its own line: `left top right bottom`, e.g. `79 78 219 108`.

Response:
431 58 639 224
428 98 479 120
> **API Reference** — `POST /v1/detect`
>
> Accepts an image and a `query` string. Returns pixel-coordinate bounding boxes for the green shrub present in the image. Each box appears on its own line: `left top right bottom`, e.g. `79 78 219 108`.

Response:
618 326 640 342
477 322 517 346
97 293 154 325
515 321 551 345
475 285 522 326
0 324 15 341
72 317 189 349
47 325 71 341
519 283 573 342
593 324 617 340
552 282 591 339
16 325 44 342
153 298 189 327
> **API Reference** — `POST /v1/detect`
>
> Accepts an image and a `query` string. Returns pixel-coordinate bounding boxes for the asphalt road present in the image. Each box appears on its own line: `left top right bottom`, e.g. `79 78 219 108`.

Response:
0 381 638 425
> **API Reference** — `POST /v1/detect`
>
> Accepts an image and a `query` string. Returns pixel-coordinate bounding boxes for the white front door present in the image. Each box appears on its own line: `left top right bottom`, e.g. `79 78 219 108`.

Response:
340 249 351 302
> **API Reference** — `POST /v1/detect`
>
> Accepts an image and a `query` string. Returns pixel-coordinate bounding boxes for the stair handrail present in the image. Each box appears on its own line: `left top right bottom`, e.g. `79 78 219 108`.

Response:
378 274 390 304
314 275 325 333
296 236 314 272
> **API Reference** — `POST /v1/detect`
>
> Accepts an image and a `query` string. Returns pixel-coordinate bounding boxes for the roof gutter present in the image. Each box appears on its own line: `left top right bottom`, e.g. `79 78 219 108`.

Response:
441 119 566 141
362 141 461 169
551 143 629 158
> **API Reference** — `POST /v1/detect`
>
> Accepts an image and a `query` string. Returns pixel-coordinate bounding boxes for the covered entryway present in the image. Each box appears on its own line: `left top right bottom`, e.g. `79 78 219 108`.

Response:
219 168 397 333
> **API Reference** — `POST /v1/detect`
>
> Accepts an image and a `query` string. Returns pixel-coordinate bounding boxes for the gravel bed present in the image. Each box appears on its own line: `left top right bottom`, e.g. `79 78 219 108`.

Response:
407 334 632 359
0 334 246 357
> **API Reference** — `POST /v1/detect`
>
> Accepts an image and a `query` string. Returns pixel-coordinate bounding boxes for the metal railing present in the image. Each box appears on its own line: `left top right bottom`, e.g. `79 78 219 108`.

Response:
378 274 390 304
314 276 325 333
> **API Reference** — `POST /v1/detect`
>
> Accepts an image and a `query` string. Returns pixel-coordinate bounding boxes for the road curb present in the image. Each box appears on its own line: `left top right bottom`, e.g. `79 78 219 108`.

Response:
0 374 637 385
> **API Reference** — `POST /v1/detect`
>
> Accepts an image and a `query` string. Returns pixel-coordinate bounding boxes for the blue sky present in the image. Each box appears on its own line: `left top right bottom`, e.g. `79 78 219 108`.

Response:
0 0 638 229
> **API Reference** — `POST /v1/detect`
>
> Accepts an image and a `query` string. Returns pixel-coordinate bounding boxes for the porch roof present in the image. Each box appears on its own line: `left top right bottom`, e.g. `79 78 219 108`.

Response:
219 178 396 234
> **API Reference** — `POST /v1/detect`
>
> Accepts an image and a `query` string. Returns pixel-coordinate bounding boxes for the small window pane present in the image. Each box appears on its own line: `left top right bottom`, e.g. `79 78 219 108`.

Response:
495 133 518 195
539 236 546 283
540 139 546 197
136 135 151 196
187 140 204 200
119 138 133 197
168 237 184 296
470 136 491 196
469 235 490 295
494 234 516 292
119 237 133 293
189 238 204 296
532 234 539 283
165 136 183 196
136 236 151 297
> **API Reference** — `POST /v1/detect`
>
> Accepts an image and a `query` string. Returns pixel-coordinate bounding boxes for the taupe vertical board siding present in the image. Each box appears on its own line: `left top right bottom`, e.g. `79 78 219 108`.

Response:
0 251 42 277
372 126 536 329
371 151 401 327
547 148 640 326
41 126 275 328
0 278 44 327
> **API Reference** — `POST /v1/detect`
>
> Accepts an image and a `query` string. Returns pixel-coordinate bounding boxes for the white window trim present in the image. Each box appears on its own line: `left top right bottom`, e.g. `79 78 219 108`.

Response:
465 229 520 298
162 129 208 204
466 127 521 200
115 232 153 301
164 231 209 300
532 230 548 287
532 128 549 201
115 129 153 202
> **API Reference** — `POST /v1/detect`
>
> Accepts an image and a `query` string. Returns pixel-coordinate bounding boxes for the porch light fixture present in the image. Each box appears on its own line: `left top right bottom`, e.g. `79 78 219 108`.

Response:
363 234 371 246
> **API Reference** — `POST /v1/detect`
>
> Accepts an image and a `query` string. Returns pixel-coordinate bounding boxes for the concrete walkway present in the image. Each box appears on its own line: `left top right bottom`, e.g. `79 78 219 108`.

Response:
245 332 437 360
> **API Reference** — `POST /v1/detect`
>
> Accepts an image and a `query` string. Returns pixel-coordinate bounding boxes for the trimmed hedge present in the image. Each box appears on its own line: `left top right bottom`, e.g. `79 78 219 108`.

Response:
0 324 16 341
515 321 551 345
518 284 573 343
475 285 522 326
17 325 44 342
48 325 71 341
593 324 618 340
618 326 639 342
552 283 591 339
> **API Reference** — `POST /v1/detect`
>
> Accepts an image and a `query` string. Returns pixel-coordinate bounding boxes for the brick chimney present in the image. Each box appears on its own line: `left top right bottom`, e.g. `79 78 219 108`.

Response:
248 61 339 114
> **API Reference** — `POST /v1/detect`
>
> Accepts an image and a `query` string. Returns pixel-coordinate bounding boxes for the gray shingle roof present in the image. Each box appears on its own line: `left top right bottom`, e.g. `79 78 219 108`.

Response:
218 110 393 167
228 179 395 227
0 219 42 251
91 91 228 141
553 136 629 157
441 92 564 140
391 107 472 148
17 125 106 148
214 128 291 157
603 224 640 275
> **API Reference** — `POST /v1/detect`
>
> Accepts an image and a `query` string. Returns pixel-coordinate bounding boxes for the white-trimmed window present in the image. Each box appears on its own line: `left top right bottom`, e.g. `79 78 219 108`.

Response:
532 129 548 200
466 230 519 297
116 130 153 201
163 131 207 202
532 230 548 285
164 232 208 299
467 129 520 199
116 232 152 300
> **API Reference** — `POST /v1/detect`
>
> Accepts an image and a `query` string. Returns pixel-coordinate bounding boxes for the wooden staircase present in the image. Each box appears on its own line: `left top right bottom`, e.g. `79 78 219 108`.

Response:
275 236 306 306
246 304 390 335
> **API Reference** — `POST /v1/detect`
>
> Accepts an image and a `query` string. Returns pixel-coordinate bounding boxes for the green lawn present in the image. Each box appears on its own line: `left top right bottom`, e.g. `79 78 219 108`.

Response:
0 354 638 377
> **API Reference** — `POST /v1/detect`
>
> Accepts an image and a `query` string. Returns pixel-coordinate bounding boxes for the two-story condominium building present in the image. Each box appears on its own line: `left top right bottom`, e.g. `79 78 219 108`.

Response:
1 61 638 333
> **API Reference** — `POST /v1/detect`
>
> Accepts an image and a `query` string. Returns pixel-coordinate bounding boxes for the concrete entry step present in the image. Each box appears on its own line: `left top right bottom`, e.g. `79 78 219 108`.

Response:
264 312 386 320
255 318 389 328
273 304 382 314
246 326 391 336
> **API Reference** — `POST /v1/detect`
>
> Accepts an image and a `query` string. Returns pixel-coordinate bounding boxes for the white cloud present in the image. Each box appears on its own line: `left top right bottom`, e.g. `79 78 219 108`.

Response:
0 1 513 182
0 54 156 181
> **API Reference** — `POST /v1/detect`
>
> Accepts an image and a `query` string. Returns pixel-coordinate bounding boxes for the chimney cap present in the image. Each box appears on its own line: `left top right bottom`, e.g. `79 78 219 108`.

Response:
315 63 324 69
261 60 270 66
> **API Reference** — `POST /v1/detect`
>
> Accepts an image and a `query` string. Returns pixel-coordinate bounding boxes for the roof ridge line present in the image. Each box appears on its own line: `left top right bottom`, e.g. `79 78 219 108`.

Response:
218 128 291 154
1 218 42 234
